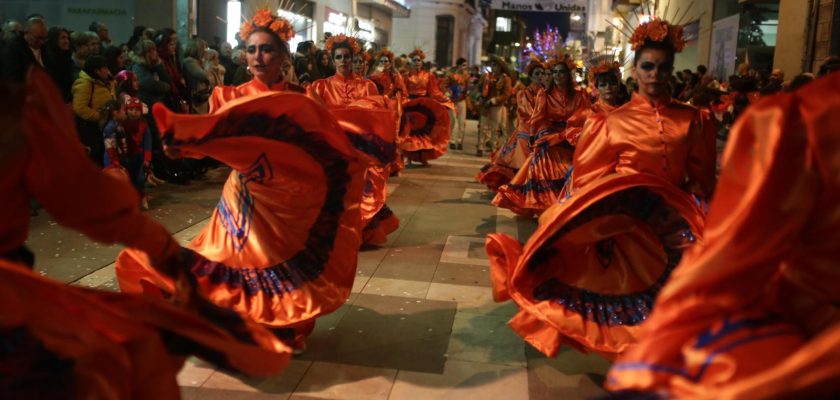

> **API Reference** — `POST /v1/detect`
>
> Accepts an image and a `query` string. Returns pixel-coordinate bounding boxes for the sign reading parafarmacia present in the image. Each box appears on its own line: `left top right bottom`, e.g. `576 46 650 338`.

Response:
490 0 585 12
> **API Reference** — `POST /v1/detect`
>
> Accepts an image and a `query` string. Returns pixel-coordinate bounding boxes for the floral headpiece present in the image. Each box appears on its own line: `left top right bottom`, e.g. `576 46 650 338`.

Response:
524 53 548 76
361 51 372 62
408 48 425 60
240 9 295 42
630 18 685 52
547 55 576 72
375 48 395 62
588 61 622 82
326 34 361 55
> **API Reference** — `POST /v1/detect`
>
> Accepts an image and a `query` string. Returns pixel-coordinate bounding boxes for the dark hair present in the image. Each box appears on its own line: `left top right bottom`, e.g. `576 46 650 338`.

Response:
100 99 122 121
594 71 620 87
103 46 124 74
83 55 108 78
456 57 467 66
697 65 707 74
89 21 101 33
296 40 314 54
818 56 840 77
46 26 70 54
633 40 675 67
155 28 178 57
787 74 815 92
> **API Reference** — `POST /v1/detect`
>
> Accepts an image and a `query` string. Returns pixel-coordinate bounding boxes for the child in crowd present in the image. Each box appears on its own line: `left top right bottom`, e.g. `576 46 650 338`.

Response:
102 98 152 210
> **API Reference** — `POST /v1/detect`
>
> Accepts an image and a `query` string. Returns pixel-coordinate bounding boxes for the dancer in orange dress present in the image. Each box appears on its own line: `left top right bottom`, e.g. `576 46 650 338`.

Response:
493 54 592 217
400 48 452 165
309 35 400 246
606 72 840 399
369 48 408 177
559 60 629 199
486 18 716 360
116 9 369 353
1 68 290 398
476 55 550 191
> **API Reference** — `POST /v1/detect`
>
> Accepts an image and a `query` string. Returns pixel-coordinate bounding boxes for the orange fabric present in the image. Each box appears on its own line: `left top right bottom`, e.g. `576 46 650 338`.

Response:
0 68 178 267
116 92 369 330
562 100 619 198
607 73 840 399
476 84 541 191
309 74 401 246
492 87 592 217
0 259 290 399
308 73 380 107
369 70 407 98
488 173 705 359
399 97 451 162
571 93 716 198
209 78 303 113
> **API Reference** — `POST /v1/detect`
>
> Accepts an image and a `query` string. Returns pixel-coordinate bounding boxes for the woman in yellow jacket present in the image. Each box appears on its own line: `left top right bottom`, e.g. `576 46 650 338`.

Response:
72 54 115 165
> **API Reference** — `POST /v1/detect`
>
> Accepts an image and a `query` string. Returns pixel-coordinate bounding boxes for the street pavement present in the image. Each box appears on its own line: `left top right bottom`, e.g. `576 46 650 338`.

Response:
29 120 610 399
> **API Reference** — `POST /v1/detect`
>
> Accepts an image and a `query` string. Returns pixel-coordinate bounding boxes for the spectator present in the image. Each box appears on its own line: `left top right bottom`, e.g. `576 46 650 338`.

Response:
104 45 127 76
2 17 47 81
312 49 334 80
44 26 74 102
818 55 840 77
89 21 112 51
231 48 250 85
143 28 156 41
294 40 316 84
70 31 98 80
760 68 784 95
786 73 815 92
130 39 172 110
155 28 187 112
2 19 21 41
219 42 236 84
203 48 225 89
126 26 146 53
182 37 211 113
72 54 115 165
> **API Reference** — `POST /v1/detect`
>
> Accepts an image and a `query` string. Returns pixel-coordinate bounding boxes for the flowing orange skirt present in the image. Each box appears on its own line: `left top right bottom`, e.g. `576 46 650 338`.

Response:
487 173 705 360
399 97 451 162
116 92 369 334
476 131 532 191
493 131 573 217
0 259 289 399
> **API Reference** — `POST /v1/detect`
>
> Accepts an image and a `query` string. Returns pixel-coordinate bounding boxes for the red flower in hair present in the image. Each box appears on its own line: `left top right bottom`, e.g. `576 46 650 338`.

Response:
326 34 361 54
646 19 669 42
670 24 686 52
630 23 649 51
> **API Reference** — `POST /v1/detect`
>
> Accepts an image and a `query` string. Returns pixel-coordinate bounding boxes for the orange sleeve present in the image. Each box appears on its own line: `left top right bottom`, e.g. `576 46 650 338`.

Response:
563 92 593 143
394 73 407 97
569 112 615 190
494 76 512 105
24 69 179 265
426 73 445 101
528 87 549 134
684 109 717 199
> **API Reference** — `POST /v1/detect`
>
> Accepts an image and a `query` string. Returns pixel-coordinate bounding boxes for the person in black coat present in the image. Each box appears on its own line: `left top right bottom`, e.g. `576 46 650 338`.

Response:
44 26 74 102
2 18 48 81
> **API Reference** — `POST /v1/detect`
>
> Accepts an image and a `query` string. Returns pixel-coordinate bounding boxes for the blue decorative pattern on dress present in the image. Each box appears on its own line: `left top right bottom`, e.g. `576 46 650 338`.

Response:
530 187 696 326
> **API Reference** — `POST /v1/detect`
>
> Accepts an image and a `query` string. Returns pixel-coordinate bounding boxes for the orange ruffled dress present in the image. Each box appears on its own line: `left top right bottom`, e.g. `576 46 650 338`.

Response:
0 259 289 399
1 69 290 397
310 74 400 245
401 70 452 162
476 83 541 191
487 93 716 360
116 91 369 345
493 87 592 217
369 70 407 175
606 73 840 399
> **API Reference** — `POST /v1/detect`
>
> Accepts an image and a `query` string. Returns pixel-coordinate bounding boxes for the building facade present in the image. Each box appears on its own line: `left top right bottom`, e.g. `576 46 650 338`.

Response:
390 0 485 66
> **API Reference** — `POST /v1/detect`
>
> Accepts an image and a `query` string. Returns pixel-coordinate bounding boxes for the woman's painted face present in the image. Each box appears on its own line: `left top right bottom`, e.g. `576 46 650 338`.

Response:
552 64 571 87
246 32 287 84
334 47 352 75
352 56 364 74
633 48 673 99
595 74 620 104
530 67 547 87
412 56 423 69
380 56 391 70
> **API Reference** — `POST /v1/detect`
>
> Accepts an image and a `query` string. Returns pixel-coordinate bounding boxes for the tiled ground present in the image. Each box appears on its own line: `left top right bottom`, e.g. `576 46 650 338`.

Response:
31 120 611 399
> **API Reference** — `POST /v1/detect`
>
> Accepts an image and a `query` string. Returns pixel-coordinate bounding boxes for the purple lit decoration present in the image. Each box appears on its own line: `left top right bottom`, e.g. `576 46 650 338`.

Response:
523 26 564 60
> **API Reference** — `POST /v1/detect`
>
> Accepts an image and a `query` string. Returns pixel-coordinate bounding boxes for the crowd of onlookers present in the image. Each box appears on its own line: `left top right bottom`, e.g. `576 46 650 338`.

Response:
5 13 840 210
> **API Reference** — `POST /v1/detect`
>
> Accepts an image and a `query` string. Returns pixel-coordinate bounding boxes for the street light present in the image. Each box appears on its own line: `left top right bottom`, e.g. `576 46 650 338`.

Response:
226 0 241 47
514 42 520 47
571 14 581 22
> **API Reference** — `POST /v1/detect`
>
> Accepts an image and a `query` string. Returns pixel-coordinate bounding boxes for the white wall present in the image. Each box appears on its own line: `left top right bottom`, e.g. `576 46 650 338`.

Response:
391 0 478 65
